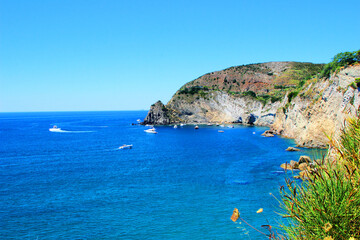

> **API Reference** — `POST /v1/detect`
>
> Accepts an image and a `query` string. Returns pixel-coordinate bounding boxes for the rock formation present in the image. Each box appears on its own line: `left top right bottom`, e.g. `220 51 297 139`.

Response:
142 60 360 147
141 101 181 125
272 64 360 147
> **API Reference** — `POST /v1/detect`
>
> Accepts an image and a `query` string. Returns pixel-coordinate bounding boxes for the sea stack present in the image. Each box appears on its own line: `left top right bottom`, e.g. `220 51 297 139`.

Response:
141 100 181 125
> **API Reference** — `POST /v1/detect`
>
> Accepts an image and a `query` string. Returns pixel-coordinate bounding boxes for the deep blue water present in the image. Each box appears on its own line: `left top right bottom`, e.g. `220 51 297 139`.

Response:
0 111 321 239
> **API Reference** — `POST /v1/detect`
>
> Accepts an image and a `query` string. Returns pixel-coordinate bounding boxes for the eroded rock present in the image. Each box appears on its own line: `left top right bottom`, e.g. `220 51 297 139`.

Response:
299 156 311 164
142 101 181 125
286 147 300 152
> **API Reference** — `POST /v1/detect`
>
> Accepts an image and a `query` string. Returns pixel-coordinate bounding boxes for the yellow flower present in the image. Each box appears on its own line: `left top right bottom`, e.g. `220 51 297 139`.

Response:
323 237 333 240
256 208 263 213
349 237 356 240
324 222 333 233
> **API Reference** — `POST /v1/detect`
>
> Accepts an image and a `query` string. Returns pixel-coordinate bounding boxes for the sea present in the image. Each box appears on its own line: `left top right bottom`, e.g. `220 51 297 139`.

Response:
0 111 322 239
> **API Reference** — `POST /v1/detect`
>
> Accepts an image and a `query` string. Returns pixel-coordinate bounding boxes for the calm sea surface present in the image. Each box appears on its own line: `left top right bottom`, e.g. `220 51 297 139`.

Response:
0 111 320 239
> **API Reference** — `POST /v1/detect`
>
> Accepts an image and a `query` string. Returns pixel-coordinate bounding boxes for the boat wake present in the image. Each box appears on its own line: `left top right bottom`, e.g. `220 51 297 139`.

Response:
49 129 94 133
49 125 94 133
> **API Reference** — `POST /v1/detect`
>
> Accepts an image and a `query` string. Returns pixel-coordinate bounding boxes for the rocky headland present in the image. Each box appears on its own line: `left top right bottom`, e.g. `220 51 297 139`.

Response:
142 58 360 148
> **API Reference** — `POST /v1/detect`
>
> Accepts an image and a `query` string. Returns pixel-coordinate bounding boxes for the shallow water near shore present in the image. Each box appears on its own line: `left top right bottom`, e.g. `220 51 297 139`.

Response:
0 111 323 239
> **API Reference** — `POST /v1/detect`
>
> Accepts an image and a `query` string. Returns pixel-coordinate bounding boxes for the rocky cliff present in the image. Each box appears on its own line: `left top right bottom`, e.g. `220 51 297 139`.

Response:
143 60 360 147
144 62 323 125
272 64 360 148
142 100 181 125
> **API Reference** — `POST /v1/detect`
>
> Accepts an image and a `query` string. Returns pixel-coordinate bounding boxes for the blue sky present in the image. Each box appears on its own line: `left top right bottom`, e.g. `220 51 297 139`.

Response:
1 0 359 112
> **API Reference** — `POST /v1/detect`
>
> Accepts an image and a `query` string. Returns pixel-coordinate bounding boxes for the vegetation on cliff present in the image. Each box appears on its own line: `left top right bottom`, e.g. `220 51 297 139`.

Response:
172 50 359 112
320 50 360 78
174 62 324 106
145 49 359 146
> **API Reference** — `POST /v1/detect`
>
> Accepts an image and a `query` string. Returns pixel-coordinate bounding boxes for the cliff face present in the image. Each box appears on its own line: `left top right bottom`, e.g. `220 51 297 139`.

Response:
167 91 281 125
142 60 360 147
164 62 323 125
272 65 360 147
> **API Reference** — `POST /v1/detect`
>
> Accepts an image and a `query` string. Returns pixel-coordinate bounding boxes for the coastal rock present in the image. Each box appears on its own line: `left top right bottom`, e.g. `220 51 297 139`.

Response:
280 163 293 170
143 61 360 147
290 160 299 169
262 130 276 135
286 147 300 152
142 101 181 125
262 133 274 137
298 162 309 171
272 65 360 148
145 62 315 126
298 156 311 164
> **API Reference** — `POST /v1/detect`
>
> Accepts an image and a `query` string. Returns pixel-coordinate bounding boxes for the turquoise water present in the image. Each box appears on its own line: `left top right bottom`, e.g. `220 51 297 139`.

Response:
0 111 320 239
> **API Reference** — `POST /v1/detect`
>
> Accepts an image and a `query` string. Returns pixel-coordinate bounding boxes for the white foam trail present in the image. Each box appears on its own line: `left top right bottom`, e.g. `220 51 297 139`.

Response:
50 129 94 133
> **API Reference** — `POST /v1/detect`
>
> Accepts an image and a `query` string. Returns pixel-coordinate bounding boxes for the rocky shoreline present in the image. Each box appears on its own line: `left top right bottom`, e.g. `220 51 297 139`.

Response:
142 62 360 148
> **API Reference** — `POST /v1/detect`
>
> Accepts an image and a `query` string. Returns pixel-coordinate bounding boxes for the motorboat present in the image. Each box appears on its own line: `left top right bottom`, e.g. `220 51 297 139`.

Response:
119 144 133 149
228 125 234 128
207 123 213 126
220 125 225 128
218 130 224 133
49 125 62 132
137 119 141 122
144 127 157 134
174 125 178 129
194 125 199 129
180 123 186 127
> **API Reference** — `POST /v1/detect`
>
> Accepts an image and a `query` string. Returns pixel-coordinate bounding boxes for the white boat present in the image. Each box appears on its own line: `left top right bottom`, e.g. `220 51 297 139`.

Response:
119 144 133 149
228 125 234 128
174 125 178 128
49 125 62 132
180 123 185 127
137 119 141 123
220 125 225 128
144 127 157 134
207 123 213 126
194 125 199 129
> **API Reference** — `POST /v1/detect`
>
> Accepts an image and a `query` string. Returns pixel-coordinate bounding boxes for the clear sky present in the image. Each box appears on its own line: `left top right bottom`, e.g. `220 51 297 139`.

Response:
1 0 359 112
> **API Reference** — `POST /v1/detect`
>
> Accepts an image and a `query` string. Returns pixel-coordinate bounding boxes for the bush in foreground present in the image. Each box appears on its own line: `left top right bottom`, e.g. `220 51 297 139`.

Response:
279 114 360 240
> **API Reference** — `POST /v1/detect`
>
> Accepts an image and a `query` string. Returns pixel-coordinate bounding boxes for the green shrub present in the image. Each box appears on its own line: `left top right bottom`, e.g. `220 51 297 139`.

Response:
288 90 299 103
355 78 360 88
271 96 282 103
349 82 357 89
242 91 257 98
257 94 271 105
350 95 355 105
279 114 360 240
178 86 209 95
320 50 360 78
280 164 360 240
298 80 305 88
274 85 287 89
